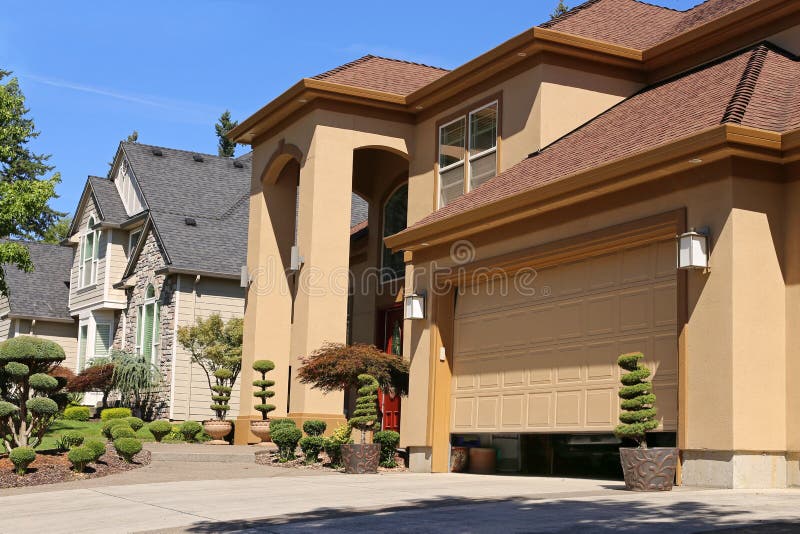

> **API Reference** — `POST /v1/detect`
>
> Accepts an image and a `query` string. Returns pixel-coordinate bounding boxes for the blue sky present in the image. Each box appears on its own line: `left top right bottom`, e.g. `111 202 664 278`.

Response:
1 0 703 216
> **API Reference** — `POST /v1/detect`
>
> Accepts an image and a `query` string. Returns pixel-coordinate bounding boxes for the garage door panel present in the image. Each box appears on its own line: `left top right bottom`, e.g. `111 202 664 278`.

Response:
451 239 678 434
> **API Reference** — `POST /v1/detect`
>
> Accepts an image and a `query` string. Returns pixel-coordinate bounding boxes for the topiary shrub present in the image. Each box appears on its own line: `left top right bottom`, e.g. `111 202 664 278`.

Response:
180 420 202 442
303 419 327 437
124 417 144 432
113 437 142 463
100 407 132 421
0 337 67 450
269 418 296 433
67 446 95 473
299 435 325 464
102 418 130 440
272 426 302 462
252 359 276 421
84 439 107 462
110 425 137 440
614 352 659 448
323 423 353 468
63 406 91 421
373 430 400 467
9 447 36 474
148 420 172 442
210 368 234 420
350 374 379 444
57 430 85 451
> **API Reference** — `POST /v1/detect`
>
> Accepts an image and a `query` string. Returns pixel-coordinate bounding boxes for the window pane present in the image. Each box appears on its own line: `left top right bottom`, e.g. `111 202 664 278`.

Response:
382 184 408 280
439 118 466 168
470 151 497 191
95 324 111 357
83 233 94 261
78 326 88 369
439 164 465 207
83 258 92 286
469 103 497 157
142 304 154 359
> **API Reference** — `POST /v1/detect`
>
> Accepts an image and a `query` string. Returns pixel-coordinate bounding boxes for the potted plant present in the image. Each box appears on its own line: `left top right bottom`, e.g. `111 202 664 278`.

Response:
614 352 678 491
250 359 276 444
178 315 243 446
341 374 381 474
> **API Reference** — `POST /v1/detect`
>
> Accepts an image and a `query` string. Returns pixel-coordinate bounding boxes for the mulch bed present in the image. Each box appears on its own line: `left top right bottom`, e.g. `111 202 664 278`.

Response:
0 444 151 488
254 449 407 472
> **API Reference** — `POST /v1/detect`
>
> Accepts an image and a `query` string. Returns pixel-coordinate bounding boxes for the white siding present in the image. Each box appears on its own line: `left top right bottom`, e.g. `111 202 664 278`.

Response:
170 275 246 422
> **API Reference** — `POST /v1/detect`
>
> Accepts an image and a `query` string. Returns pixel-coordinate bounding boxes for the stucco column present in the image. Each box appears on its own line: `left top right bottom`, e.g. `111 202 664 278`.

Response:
287 126 352 426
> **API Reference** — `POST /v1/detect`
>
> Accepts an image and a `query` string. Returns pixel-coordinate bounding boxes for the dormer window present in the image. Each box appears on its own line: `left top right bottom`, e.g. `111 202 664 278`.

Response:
438 100 499 208
80 216 100 287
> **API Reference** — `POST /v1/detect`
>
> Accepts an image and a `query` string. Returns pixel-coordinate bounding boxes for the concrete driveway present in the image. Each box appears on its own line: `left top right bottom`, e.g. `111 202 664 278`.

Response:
3 472 800 533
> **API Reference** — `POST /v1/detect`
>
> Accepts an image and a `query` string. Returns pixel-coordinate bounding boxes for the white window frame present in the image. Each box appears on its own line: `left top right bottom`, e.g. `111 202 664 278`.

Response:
77 323 89 371
437 100 499 209
137 285 160 365
128 229 142 256
79 214 100 288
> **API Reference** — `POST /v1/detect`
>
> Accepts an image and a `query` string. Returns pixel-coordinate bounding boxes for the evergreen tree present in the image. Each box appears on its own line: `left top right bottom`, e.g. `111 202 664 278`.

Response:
41 215 72 244
551 0 569 19
0 70 61 295
125 130 138 143
215 110 238 158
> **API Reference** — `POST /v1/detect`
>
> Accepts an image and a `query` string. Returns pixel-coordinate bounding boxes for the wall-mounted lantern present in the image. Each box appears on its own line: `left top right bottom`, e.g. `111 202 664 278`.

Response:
404 291 426 320
677 227 709 271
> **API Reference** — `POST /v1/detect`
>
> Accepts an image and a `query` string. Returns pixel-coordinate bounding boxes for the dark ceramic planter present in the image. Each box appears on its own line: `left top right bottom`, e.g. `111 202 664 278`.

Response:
341 443 380 474
619 447 678 491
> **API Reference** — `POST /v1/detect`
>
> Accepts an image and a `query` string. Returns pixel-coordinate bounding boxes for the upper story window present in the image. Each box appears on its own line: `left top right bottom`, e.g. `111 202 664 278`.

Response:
135 284 160 364
438 101 499 208
381 183 408 281
80 216 100 288
128 229 142 256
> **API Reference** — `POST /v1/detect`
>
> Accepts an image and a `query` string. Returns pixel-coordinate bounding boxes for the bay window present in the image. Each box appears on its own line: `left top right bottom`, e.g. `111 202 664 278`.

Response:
438 101 498 208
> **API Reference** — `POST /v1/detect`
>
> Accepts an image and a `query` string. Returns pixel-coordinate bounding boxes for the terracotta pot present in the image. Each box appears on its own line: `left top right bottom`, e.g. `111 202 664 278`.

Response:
250 420 271 444
619 447 678 491
450 446 469 473
203 420 232 445
468 447 496 474
341 443 380 474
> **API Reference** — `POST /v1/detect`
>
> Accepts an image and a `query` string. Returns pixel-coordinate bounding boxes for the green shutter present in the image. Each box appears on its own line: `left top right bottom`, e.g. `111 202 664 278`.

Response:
142 304 154 359
95 324 111 358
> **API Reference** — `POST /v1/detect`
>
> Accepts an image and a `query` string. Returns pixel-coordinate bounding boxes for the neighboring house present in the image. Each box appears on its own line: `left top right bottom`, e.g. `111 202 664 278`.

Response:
228 0 800 488
0 243 77 367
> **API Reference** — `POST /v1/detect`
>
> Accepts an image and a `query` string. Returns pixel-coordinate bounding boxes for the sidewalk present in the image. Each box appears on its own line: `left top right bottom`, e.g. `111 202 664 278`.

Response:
3 471 800 533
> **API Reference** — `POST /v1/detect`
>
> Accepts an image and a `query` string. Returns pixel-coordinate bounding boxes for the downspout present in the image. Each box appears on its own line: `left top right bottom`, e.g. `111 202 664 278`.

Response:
168 274 181 420
186 274 201 419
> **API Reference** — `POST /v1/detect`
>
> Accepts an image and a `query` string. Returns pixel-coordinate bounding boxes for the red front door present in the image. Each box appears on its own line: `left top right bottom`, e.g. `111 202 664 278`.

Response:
378 307 403 433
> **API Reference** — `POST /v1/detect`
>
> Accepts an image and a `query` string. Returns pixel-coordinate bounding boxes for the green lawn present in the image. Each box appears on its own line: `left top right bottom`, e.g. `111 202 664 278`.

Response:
37 420 157 451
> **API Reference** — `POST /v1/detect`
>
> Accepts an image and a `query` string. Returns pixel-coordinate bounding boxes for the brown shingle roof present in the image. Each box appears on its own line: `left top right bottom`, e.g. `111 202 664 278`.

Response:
542 0 760 50
409 44 799 230
312 55 449 96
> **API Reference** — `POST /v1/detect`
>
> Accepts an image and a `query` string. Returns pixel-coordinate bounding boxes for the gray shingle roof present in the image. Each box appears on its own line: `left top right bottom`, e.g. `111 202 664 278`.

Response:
121 142 252 277
351 194 368 228
1 242 73 321
89 176 129 225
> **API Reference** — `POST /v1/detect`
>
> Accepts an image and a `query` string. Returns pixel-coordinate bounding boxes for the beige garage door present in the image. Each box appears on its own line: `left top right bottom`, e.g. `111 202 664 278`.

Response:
451 240 678 433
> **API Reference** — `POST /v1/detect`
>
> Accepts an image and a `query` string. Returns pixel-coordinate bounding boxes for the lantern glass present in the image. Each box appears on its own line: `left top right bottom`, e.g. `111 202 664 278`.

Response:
677 231 708 269
404 293 425 320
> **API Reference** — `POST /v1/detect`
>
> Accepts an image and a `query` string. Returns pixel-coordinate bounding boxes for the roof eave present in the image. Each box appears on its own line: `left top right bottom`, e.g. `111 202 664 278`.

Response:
155 266 241 281
7 313 76 325
387 124 784 252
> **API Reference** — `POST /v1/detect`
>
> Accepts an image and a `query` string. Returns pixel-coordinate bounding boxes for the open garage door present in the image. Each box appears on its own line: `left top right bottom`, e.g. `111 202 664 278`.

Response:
451 239 678 434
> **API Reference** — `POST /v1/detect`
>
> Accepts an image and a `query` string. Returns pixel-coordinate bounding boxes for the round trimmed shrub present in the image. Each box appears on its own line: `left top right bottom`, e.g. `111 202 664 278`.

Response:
113 437 142 463
124 417 144 432
28 373 59 392
102 418 130 440
0 336 65 366
299 435 325 464
63 406 91 421
110 425 137 440
4 361 29 378
0 400 19 418
373 430 400 467
84 439 107 462
269 418 296 433
302 419 327 437
272 426 302 462
179 420 202 442
68 446 95 473
57 430 85 451
26 396 59 417
100 407 132 421
148 420 172 442
9 447 36 475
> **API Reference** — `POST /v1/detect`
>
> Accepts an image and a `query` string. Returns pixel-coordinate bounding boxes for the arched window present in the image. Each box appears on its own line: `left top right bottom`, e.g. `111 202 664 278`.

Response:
381 183 408 281
136 284 161 362
80 215 100 287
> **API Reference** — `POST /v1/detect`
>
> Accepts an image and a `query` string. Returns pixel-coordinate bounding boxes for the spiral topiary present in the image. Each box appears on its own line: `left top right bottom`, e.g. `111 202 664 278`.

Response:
252 360 276 421
614 352 659 448
350 374 378 444
148 420 172 442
